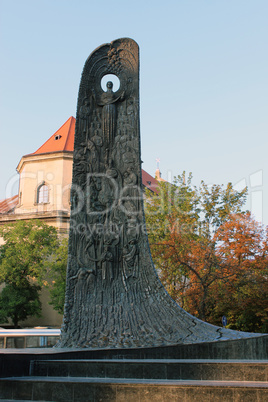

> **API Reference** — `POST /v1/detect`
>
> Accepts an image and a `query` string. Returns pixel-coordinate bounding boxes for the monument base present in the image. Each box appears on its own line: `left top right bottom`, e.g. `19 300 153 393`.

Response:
0 336 268 401
0 334 267 375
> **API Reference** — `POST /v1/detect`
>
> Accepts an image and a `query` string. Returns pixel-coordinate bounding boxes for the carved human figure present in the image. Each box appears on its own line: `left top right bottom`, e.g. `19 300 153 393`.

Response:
127 99 136 128
94 158 119 223
112 128 126 162
73 147 88 188
123 167 138 199
99 178 116 224
76 233 98 276
88 177 104 214
89 122 95 140
81 139 98 172
69 267 95 282
123 167 137 186
99 81 124 149
121 127 129 144
92 122 103 147
120 195 137 218
100 246 114 281
79 98 91 133
122 239 139 279
122 146 135 165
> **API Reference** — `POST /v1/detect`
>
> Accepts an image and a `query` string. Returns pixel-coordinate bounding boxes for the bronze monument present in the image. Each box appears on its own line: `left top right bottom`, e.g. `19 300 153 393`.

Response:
58 38 256 348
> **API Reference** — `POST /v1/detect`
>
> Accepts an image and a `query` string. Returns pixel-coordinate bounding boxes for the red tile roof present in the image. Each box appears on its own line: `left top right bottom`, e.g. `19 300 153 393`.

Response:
0 195 19 214
31 116 76 155
141 170 159 193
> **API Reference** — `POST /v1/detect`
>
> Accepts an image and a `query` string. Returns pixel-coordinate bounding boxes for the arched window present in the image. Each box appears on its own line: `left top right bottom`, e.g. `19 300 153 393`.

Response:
37 183 49 204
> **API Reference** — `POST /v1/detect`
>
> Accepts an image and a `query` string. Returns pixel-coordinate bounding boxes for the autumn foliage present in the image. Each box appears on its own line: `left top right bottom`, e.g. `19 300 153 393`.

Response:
145 173 268 333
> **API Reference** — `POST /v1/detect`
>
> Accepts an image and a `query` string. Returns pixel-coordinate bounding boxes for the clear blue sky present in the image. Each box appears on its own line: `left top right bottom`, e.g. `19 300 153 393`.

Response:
0 0 267 223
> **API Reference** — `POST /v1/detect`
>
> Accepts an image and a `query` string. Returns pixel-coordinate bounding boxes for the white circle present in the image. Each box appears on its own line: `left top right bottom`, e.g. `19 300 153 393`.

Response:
101 74 120 92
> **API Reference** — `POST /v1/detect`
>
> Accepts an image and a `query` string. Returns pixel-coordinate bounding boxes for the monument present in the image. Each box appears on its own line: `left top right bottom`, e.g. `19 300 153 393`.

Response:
0 39 266 402
58 38 258 349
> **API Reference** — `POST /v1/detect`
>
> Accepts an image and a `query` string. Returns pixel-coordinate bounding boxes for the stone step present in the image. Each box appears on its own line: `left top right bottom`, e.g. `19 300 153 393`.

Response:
30 359 268 382
0 376 267 401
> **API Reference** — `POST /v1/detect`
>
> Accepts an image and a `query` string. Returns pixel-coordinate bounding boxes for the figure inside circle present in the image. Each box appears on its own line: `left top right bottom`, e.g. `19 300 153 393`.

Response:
99 80 124 151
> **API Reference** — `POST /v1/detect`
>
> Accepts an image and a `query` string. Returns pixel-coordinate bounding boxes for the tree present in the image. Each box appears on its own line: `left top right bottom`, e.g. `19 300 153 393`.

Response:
144 172 268 331
45 237 68 315
211 213 268 332
0 220 58 327
0 284 41 328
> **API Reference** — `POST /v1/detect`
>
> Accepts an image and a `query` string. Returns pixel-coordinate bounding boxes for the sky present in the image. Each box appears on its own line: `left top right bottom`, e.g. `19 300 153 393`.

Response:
0 0 267 224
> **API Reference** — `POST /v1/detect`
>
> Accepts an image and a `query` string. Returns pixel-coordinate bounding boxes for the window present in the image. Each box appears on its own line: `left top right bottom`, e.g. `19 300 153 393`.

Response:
6 337 25 348
37 183 49 204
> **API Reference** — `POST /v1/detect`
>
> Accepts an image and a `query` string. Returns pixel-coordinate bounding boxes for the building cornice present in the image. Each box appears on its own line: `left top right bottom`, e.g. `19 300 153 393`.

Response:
16 151 73 173
0 210 70 225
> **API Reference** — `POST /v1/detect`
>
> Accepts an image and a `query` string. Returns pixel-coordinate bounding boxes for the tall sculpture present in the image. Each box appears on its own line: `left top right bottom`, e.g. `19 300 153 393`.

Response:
59 38 256 348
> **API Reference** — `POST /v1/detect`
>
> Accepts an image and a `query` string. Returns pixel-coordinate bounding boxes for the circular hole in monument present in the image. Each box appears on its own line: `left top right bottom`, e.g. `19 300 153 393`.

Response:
101 74 120 92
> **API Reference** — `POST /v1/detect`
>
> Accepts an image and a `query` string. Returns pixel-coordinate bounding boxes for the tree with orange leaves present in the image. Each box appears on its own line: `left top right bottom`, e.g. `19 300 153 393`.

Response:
211 213 268 332
145 173 268 332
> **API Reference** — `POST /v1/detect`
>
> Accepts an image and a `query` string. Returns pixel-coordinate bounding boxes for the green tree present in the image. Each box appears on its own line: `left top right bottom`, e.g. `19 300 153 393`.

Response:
0 284 41 328
0 220 58 327
45 237 68 315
